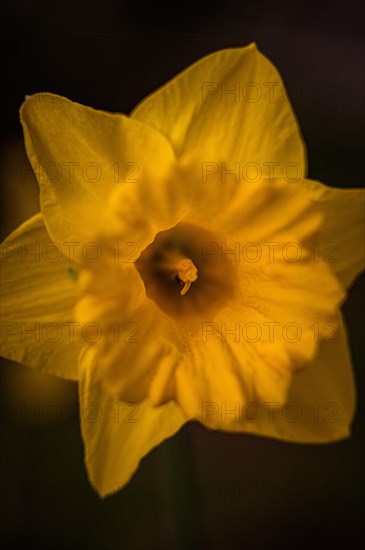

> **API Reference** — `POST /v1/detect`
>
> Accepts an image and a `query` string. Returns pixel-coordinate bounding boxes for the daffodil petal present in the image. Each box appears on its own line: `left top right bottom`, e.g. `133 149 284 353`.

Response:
74 250 181 404
132 43 306 174
215 312 355 442
212 176 322 240
96 301 180 403
20 94 176 248
78 346 187 498
302 179 365 288
0 214 82 379
175 337 251 427
109 162 187 235
178 163 321 237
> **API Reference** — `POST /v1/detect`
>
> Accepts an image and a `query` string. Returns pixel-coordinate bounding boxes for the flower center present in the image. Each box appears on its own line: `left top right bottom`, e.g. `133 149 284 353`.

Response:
160 252 198 295
135 222 236 319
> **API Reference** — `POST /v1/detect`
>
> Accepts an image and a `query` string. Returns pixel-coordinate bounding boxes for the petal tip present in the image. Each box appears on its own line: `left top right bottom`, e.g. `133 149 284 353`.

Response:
19 92 66 116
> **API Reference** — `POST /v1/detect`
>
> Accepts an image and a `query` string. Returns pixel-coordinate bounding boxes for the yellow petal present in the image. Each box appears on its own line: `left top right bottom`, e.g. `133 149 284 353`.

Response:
74 249 181 404
302 179 365 288
96 301 180 403
78 347 187 498
75 262 145 323
109 161 186 235
0 214 82 379
132 43 306 174
178 163 321 237
20 94 176 248
213 312 355 442
214 176 322 240
175 336 251 427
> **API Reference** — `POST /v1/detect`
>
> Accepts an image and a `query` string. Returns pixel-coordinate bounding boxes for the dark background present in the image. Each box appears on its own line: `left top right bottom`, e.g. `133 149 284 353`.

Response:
1 1 364 549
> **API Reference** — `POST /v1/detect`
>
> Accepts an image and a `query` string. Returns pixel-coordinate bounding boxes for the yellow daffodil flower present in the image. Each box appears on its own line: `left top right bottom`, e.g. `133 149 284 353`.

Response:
1 43 364 498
